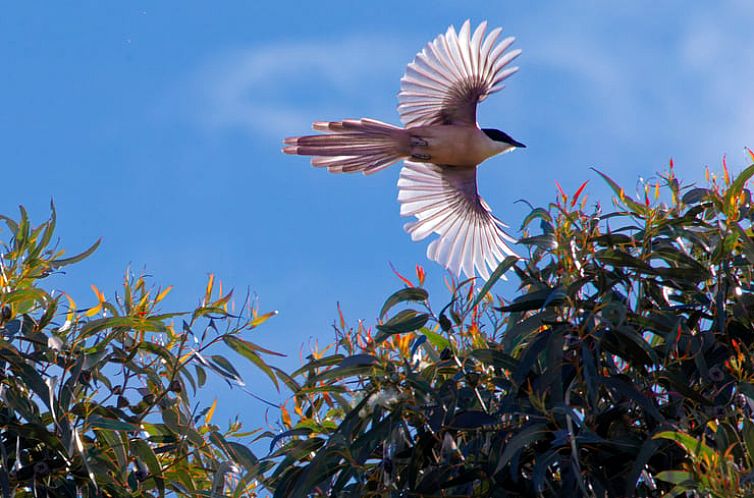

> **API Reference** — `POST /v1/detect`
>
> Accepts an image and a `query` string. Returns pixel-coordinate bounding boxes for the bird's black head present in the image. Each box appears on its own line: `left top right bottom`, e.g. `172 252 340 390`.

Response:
482 128 526 148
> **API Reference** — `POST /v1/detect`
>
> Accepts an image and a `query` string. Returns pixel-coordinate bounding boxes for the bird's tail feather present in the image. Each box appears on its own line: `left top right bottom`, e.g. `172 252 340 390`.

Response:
283 119 410 175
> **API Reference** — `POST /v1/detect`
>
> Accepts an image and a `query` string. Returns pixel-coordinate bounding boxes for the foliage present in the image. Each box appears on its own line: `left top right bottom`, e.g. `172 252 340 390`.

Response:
261 154 754 497
0 205 279 497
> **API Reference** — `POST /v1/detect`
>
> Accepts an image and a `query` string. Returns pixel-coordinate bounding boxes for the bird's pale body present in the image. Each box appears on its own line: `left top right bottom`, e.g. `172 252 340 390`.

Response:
407 125 514 167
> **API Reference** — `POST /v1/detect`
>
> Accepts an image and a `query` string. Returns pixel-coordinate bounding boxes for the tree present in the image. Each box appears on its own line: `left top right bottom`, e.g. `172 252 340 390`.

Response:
261 154 754 497
0 206 279 497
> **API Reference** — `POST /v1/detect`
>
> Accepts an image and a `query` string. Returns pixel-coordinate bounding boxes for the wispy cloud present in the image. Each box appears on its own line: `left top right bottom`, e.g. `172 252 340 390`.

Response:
185 36 407 139
519 1 754 167
677 3 754 150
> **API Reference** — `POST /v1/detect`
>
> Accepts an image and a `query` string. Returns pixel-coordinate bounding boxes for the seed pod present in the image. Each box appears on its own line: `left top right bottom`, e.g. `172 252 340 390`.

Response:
33 461 51 477
134 459 149 481
79 370 92 385
465 372 480 387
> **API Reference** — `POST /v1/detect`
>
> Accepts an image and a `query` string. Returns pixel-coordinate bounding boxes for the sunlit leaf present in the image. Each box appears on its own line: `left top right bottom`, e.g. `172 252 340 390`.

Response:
205 398 218 426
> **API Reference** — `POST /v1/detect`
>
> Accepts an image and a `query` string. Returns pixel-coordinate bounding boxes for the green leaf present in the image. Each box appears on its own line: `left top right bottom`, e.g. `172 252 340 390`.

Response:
682 187 712 204
724 163 754 210
601 377 664 422
79 316 167 339
517 234 557 250
224 336 279 390
732 222 754 264
420 327 450 350
290 354 345 378
37 201 57 253
209 354 243 383
519 206 552 230
600 326 655 367
654 431 715 461
379 287 428 319
72 427 98 491
132 439 165 498
494 423 549 475
95 429 128 480
592 168 648 214
376 309 429 341
595 248 654 272
195 364 207 387
498 287 565 312
50 238 101 268
624 438 663 496
449 410 498 429
471 349 518 372
308 355 382 384
470 256 518 309
227 441 258 470
88 415 139 432
655 470 694 485
743 419 754 465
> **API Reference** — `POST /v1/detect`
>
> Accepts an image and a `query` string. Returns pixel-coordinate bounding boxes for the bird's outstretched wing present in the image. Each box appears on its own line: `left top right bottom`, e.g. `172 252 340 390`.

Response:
397 161 517 279
398 20 521 128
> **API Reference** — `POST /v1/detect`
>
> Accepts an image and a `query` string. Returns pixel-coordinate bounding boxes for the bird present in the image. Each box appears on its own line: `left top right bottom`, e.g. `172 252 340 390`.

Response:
283 20 524 279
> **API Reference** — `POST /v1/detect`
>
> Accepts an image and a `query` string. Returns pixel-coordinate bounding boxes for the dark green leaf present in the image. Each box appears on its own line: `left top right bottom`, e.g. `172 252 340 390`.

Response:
379 287 428 319
682 188 712 204
376 310 429 340
724 163 754 210
498 287 565 312
88 416 138 432
471 256 518 309
449 410 498 429
494 423 549 475
50 238 101 268
224 336 279 390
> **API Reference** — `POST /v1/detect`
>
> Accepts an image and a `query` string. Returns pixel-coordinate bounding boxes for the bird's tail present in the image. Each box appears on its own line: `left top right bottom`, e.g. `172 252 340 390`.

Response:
283 118 410 175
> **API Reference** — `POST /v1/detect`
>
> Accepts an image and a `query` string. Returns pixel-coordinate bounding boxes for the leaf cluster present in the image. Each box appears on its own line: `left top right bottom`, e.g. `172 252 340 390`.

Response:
0 205 279 497
262 159 754 497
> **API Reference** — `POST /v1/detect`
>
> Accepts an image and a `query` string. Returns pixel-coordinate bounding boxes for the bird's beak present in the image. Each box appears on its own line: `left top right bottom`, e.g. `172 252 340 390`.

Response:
510 139 526 149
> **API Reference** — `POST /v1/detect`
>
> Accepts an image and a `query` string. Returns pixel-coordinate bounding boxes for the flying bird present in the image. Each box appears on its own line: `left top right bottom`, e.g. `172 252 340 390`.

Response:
283 20 524 279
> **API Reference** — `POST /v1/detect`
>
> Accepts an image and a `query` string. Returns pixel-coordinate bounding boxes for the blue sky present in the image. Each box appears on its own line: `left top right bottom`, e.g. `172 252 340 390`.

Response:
3 1 754 431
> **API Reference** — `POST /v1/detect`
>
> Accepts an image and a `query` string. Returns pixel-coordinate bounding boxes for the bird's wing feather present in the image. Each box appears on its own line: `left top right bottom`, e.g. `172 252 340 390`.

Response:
398 20 521 127
397 161 517 279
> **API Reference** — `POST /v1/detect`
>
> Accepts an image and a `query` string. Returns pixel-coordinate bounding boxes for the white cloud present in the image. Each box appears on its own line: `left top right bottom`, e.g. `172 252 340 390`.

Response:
677 4 754 150
515 2 754 170
187 36 407 139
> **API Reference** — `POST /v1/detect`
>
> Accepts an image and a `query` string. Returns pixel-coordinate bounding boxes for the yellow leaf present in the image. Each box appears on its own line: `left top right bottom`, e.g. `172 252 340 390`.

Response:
281 404 292 429
205 398 218 426
155 285 173 304
65 294 77 323
90 284 105 303
136 292 150 312
249 310 278 329
218 280 225 311
204 274 215 305
85 303 102 317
